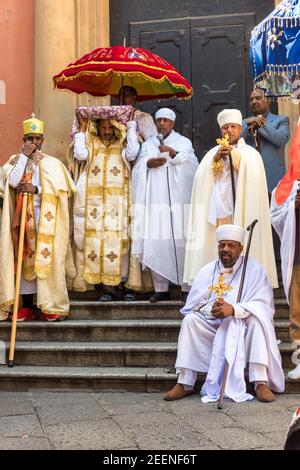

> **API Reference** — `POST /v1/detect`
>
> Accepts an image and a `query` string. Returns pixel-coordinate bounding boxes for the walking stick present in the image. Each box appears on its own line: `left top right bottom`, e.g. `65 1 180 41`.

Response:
166 166 182 301
229 155 236 210
157 134 182 302
217 219 258 409
8 192 28 367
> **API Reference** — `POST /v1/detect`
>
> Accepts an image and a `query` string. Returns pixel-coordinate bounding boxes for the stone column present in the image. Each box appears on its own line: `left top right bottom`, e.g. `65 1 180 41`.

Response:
75 0 110 107
0 0 35 163
35 0 110 161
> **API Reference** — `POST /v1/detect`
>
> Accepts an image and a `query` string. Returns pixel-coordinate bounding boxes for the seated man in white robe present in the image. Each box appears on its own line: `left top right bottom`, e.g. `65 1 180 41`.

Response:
165 224 284 403
184 109 278 289
270 122 300 379
131 108 198 302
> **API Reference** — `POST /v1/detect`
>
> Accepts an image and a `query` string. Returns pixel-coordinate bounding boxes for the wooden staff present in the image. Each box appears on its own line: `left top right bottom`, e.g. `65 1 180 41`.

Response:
229 155 236 210
217 219 258 409
8 192 28 367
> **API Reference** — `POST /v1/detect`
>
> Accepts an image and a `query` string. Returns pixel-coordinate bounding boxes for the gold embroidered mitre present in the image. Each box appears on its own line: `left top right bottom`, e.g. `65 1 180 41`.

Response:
23 113 44 135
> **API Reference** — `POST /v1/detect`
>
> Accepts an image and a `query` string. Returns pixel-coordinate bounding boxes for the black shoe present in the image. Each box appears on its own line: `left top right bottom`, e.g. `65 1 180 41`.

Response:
124 291 137 301
98 293 116 302
149 292 170 303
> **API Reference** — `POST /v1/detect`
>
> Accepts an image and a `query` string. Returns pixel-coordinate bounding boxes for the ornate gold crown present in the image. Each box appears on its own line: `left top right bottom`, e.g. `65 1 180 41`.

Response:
23 113 44 135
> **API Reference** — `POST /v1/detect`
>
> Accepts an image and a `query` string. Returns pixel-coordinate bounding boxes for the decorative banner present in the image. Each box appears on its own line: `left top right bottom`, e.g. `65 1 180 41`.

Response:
250 0 300 97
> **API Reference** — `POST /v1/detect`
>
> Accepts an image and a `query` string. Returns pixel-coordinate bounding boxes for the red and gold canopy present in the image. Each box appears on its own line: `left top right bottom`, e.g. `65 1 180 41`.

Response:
53 46 193 101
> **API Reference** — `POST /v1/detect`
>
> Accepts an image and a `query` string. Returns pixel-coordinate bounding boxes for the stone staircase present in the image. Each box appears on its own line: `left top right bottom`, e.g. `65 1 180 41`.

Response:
0 290 298 392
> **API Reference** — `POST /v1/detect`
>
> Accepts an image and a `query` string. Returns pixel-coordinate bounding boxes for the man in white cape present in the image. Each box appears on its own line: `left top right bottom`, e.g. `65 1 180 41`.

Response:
184 109 278 288
164 224 284 403
131 108 198 302
270 122 300 379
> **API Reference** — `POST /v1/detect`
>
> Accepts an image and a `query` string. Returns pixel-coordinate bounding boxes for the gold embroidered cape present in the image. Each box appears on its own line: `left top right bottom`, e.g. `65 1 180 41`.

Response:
0 154 76 317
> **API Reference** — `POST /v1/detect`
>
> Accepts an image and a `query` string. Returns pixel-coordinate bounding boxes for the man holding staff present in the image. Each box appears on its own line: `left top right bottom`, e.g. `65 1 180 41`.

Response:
165 224 284 403
0 115 75 321
184 109 277 288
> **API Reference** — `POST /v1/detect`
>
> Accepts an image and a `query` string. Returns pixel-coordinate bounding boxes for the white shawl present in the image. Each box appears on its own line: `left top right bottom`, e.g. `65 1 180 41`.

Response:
181 257 284 402
131 130 198 284
183 138 278 288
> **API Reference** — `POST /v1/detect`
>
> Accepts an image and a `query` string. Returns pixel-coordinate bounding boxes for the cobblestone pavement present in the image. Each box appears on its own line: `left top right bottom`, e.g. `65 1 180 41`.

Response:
0 391 298 450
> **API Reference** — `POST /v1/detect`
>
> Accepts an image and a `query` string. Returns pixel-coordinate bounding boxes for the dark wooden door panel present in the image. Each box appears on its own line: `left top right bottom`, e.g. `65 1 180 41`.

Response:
191 23 247 157
130 21 193 141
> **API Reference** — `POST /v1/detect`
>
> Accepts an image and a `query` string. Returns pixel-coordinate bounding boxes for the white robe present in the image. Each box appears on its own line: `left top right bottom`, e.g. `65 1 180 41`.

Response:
177 256 284 402
9 153 42 295
270 180 298 302
131 130 198 285
183 138 278 287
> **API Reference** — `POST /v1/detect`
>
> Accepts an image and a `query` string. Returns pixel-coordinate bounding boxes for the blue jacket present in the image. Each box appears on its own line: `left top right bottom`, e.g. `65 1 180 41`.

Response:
242 112 290 191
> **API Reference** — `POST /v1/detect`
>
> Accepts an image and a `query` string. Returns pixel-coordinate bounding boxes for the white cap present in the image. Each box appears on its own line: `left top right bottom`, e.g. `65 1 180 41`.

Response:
217 109 242 128
216 224 245 243
155 108 176 122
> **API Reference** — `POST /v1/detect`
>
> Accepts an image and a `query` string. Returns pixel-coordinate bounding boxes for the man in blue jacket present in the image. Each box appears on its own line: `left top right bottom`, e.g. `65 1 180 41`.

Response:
242 88 290 193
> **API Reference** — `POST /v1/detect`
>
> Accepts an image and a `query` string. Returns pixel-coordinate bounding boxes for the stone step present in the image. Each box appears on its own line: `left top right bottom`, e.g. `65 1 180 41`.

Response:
68 299 289 320
2 339 294 369
0 318 290 342
69 300 183 320
0 365 176 392
0 319 182 342
0 364 298 393
6 341 178 368
69 286 286 299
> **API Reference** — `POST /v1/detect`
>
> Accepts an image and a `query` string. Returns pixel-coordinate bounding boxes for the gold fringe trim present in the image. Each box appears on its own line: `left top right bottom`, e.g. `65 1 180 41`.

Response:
84 273 122 286
55 59 192 80
54 69 192 97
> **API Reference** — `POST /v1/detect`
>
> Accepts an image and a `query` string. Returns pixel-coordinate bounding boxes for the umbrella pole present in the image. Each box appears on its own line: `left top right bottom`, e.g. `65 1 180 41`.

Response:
8 193 28 368
119 76 125 105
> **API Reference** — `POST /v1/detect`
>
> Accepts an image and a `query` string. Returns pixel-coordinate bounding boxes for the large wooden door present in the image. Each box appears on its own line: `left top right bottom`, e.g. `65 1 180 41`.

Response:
111 0 276 159
190 14 255 155
130 19 192 141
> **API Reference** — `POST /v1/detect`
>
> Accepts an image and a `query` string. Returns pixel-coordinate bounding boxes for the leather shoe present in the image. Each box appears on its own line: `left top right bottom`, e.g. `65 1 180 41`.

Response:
41 312 64 322
9 308 35 322
256 384 275 402
149 292 170 303
124 291 137 301
163 383 196 401
98 293 115 302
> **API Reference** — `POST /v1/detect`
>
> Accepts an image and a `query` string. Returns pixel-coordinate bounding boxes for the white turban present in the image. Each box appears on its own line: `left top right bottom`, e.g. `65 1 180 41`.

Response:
155 108 176 122
216 224 245 243
217 109 242 128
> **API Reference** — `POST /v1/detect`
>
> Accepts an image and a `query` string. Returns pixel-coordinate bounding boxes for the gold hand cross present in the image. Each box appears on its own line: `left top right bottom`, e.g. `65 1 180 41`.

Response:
208 274 233 300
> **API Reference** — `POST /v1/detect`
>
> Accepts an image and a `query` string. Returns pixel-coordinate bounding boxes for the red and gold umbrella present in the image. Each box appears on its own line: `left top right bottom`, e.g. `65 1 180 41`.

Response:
53 45 192 101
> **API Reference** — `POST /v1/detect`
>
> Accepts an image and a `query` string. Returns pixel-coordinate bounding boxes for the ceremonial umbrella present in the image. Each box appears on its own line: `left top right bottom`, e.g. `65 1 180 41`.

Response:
53 45 192 101
250 0 300 97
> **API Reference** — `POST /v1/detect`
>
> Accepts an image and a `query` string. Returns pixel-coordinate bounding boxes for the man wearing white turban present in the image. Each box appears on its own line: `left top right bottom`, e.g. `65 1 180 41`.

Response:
165 224 284 403
184 108 278 288
131 108 198 301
